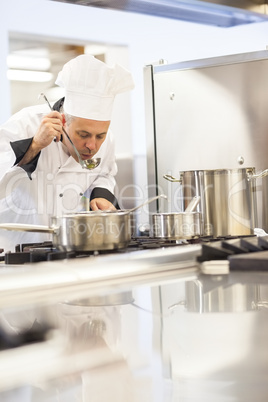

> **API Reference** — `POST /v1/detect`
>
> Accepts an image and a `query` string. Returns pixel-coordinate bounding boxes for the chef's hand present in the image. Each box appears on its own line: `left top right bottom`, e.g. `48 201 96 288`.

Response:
33 111 65 151
90 198 117 211
18 112 65 167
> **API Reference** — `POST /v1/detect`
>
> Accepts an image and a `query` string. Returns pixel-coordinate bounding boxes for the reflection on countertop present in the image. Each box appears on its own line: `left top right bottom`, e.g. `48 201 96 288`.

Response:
0 246 268 401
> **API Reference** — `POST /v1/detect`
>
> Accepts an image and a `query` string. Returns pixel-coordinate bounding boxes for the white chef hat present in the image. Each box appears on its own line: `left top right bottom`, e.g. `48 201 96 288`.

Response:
55 54 135 120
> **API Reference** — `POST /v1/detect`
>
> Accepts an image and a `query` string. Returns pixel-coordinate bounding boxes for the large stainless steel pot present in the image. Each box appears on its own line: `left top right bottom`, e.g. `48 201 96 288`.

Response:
164 167 268 237
0 211 131 252
183 279 260 313
51 211 132 251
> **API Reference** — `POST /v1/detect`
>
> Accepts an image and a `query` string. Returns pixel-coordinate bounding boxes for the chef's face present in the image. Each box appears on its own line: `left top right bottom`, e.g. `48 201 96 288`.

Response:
63 117 110 161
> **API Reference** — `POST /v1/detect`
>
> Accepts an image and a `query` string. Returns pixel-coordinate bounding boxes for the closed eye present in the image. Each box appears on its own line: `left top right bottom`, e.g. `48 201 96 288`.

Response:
77 131 106 140
96 134 106 140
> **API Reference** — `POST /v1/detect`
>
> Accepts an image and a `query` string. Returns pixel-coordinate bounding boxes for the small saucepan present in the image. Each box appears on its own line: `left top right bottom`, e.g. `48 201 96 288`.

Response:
152 196 202 240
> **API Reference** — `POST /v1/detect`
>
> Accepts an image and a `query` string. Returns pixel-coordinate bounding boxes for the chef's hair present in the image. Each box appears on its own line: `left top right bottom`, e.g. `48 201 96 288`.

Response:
58 104 75 126
64 112 75 126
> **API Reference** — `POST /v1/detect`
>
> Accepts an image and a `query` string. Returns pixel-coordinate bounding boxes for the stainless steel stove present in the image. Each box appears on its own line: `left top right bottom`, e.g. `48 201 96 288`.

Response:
2 233 268 273
0 237 191 265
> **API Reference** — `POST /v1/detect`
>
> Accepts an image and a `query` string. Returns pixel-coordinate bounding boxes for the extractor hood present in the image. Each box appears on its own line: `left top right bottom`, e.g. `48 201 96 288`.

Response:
51 0 268 27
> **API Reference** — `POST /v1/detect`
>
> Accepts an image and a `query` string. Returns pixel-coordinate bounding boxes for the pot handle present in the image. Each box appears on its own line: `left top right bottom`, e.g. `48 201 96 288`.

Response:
0 223 56 234
247 168 268 181
163 174 183 183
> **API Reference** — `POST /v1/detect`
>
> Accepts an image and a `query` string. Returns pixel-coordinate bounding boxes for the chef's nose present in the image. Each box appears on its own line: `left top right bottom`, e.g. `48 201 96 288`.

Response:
86 137 97 150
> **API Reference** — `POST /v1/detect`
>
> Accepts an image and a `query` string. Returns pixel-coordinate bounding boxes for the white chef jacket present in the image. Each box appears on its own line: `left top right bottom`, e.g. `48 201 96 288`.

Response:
0 104 118 252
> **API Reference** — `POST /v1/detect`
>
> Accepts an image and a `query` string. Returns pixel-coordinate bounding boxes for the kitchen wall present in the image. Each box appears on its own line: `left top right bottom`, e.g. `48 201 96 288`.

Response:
1 0 268 226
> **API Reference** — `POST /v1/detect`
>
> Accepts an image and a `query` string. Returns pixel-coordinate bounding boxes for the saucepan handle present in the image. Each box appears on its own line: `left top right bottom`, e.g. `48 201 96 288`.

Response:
163 174 183 183
0 223 56 234
247 168 268 181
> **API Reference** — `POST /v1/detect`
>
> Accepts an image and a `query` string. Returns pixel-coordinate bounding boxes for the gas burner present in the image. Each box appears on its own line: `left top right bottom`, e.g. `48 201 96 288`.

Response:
4 248 78 265
2 241 77 264
196 234 268 271
18 241 54 252
85 237 185 256
1 234 260 266
128 237 184 250
191 234 256 244
1 236 191 265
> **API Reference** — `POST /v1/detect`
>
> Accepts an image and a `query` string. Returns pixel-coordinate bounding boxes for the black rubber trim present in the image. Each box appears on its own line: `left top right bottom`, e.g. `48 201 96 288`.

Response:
53 97 65 111
90 187 120 209
10 138 40 180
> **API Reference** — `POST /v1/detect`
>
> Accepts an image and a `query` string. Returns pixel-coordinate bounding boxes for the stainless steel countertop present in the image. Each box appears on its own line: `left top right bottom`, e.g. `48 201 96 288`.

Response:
0 244 268 401
0 244 201 308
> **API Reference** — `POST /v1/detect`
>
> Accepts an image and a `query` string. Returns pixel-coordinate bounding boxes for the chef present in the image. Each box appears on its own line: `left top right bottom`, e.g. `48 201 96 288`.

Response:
0 54 135 252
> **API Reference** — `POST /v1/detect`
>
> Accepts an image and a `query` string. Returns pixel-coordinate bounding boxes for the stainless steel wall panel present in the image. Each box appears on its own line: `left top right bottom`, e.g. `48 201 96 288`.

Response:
145 51 268 229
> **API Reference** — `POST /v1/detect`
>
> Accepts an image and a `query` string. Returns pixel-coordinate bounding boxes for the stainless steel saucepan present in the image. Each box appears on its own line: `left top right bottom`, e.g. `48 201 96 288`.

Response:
152 196 202 240
0 195 167 252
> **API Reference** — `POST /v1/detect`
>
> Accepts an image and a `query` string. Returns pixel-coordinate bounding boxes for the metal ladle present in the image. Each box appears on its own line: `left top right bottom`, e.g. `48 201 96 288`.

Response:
39 93 101 170
98 194 168 214
126 194 167 213
184 195 201 212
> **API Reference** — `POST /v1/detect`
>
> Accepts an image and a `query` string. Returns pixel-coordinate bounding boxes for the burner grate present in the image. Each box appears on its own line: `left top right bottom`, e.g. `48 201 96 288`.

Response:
128 237 182 250
1 236 188 264
1 234 258 265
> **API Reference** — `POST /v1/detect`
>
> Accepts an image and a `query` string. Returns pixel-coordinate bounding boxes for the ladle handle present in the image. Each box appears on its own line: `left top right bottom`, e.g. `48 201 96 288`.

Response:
39 93 83 164
185 196 201 212
128 194 167 213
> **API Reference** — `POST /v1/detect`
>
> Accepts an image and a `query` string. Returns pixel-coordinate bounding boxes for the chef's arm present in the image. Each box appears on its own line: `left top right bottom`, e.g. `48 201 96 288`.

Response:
10 111 64 179
10 137 41 179
17 138 42 166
